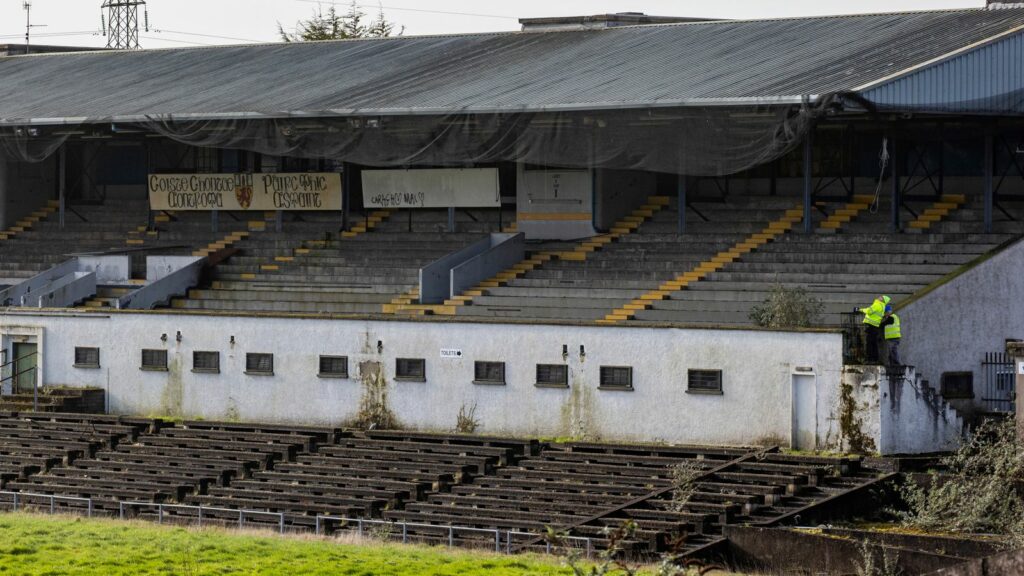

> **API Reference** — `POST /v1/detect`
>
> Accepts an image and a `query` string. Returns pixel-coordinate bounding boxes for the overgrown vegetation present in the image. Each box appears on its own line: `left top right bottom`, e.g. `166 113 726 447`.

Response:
900 419 1024 548
456 403 480 434
545 520 720 576
354 363 396 430
748 283 824 328
668 460 705 513
278 1 402 42
0 513 578 575
854 539 903 576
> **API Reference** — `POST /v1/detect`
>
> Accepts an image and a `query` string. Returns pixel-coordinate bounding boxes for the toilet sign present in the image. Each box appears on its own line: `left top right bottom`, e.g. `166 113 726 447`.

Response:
440 349 463 359
1018 361 1024 375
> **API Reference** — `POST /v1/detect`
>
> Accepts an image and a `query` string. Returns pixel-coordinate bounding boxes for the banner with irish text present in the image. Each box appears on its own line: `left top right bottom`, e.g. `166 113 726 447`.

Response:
148 173 342 211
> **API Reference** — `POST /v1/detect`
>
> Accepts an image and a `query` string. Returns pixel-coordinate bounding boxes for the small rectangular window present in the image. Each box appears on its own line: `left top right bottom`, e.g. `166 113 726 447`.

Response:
141 349 168 372
536 364 568 388
245 353 274 376
395 358 426 382
941 371 974 399
74 347 100 369
687 369 722 395
599 366 633 391
474 361 506 385
319 356 349 378
192 351 220 374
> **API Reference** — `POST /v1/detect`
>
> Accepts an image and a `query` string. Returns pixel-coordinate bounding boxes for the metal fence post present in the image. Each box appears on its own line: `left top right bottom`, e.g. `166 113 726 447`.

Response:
402 523 407 544
118 501 124 520
545 541 551 555
506 531 511 554
158 504 163 524
494 530 499 553
12 493 17 512
87 499 93 518
279 514 284 535
49 496 54 515
238 510 244 529
315 516 321 536
586 538 593 559
449 526 454 548
198 506 203 528
357 519 363 538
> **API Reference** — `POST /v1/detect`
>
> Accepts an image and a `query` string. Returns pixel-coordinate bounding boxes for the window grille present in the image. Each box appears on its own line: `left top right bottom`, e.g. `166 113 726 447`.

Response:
246 353 274 375
687 369 722 394
599 366 633 390
396 358 426 381
536 364 568 388
192 351 220 373
74 347 100 368
319 356 349 378
141 349 168 371
474 361 506 385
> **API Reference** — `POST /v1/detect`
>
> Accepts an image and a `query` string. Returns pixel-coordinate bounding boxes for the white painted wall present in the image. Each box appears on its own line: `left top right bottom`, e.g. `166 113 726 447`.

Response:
0 310 845 449
900 238 1024 412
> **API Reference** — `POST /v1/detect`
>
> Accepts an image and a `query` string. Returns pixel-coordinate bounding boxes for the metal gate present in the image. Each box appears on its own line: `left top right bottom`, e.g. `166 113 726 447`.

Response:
982 352 1015 413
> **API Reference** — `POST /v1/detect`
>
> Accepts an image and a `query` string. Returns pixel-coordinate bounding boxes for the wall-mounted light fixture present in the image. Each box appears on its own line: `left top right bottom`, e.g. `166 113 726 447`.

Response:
377 340 383 354
562 344 568 362
160 333 167 343
229 335 235 345
175 331 182 343
579 345 586 361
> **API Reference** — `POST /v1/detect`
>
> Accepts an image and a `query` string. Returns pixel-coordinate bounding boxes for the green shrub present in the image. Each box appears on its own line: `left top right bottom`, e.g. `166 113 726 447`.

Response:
749 283 824 328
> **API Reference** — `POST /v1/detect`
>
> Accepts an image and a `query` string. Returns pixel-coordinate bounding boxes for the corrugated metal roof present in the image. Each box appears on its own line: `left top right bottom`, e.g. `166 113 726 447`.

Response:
862 27 1024 114
1 8 1023 125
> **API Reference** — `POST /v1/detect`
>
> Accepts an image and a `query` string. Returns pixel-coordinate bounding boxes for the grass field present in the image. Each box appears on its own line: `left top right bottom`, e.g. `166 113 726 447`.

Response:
0 513 586 575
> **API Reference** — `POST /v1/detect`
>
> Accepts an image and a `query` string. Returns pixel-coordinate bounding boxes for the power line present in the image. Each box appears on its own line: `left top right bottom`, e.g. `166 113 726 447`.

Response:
153 29 266 43
0 30 98 40
292 0 519 21
139 35 213 46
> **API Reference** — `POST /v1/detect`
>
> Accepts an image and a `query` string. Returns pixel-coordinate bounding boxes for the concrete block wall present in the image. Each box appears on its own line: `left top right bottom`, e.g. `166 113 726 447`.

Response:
1 309 846 449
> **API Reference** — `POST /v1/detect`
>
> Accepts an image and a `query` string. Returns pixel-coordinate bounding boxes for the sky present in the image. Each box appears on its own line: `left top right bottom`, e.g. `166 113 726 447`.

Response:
0 0 990 49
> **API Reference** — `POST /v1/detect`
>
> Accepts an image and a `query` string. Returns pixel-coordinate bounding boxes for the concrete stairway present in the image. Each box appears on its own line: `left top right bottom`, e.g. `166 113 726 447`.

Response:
0 199 150 286
171 209 505 315
625 193 1022 327
452 195 797 322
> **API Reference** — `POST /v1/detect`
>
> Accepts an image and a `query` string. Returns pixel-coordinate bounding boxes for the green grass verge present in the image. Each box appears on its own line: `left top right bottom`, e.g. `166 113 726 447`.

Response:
0 513 581 576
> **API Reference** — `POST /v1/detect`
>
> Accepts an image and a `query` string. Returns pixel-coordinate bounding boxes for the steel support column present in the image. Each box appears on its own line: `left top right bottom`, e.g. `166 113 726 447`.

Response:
803 132 813 234
891 136 900 233
342 162 351 231
984 130 994 234
448 207 456 233
677 175 687 235
58 145 66 230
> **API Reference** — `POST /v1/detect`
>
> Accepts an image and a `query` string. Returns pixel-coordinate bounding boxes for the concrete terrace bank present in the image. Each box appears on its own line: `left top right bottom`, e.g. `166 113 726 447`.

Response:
1 309 850 449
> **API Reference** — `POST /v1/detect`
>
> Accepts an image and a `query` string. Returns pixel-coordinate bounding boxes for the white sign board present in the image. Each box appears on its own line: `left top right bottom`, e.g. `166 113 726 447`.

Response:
440 349 464 359
362 168 500 209
148 173 342 211
1019 361 1024 375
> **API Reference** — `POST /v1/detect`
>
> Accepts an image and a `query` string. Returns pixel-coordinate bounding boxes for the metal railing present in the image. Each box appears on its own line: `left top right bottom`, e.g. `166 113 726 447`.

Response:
982 351 1015 413
0 492 594 558
0 351 40 410
315 515 594 558
0 491 93 517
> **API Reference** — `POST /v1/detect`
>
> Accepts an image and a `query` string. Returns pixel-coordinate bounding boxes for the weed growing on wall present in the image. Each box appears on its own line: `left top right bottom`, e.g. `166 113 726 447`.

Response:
900 418 1024 548
749 283 824 328
455 403 480 434
354 362 396 430
854 539 903 576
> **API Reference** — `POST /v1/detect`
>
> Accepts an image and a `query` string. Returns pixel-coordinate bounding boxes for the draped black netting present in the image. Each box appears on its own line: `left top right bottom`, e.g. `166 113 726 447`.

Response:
4 97 835 176
139 101 827 176
0 126 69 162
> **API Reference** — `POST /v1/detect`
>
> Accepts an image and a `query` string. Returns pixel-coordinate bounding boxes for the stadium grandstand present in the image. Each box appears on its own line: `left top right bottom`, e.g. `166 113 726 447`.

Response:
0 5 1021 464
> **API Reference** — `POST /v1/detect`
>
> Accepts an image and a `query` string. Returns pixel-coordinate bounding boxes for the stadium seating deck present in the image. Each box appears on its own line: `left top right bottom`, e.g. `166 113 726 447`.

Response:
0 412 884 558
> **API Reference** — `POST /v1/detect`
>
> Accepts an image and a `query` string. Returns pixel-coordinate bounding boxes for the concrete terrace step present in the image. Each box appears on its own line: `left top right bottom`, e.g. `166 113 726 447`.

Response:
172 299 390 315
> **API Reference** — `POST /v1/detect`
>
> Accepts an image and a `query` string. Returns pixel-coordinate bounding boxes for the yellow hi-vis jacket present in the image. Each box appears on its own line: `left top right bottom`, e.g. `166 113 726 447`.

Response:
860 296 890 327
885 314 901 340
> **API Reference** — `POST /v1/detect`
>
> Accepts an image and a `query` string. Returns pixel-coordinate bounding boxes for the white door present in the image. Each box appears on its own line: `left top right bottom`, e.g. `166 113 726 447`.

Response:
791 374 817 451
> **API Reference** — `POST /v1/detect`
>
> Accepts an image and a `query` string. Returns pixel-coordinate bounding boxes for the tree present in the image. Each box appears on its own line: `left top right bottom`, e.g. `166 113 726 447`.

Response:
278 2 402 42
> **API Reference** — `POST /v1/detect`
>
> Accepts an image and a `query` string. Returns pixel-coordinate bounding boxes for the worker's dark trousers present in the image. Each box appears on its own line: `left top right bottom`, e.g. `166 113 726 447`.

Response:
887 339 901 367
864 325 880 363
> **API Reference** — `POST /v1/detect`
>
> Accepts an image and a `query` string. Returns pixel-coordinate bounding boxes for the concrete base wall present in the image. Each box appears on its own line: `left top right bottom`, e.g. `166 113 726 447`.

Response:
901 238 1024 413
843 366 963 455
0 310 846 449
